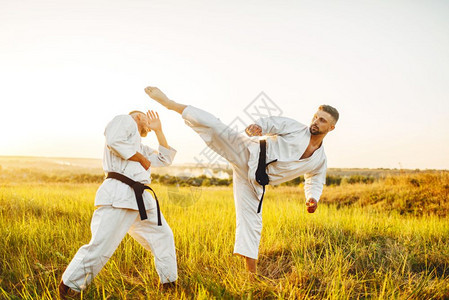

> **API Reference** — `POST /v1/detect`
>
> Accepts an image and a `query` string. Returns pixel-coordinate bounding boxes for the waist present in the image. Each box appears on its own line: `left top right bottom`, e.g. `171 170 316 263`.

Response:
104 169 151 184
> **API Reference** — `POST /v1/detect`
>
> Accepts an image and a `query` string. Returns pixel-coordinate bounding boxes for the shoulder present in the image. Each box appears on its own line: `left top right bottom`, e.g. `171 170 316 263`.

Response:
105 115 137 135
282 117 307 129
107 115 135 128
295 121 308 130
271 116 308 130
284 118 308 134
110 114 133 124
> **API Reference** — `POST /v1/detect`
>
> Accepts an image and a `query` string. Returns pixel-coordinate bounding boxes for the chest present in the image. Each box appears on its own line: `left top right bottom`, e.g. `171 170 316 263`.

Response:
300 143 320 160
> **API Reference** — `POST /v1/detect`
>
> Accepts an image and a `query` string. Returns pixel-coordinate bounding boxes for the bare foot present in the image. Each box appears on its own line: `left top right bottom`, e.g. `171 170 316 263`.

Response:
144 86 174 109
245 257 257 274
58 281 78 299
144 86 187 114
159 281 177 292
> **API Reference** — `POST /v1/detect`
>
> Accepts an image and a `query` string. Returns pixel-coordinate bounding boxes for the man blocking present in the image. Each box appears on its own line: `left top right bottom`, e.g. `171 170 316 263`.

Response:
59 110 177 298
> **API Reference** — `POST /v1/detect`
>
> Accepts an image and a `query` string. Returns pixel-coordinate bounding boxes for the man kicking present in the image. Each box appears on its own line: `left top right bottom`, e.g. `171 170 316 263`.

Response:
59 110 178 298
144 86 339 274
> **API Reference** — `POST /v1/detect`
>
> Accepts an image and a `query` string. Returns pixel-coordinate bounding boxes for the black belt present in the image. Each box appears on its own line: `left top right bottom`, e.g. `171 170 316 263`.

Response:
106 172 162 226
255 140 277 213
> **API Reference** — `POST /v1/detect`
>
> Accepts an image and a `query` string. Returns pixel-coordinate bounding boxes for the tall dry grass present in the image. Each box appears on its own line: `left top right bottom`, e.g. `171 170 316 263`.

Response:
1 172 448 299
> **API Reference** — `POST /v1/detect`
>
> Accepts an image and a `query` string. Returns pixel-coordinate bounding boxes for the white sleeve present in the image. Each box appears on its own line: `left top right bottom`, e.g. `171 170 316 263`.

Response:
141 144 177 167
304 160 327 202
255 116 303 136
104 115 137 160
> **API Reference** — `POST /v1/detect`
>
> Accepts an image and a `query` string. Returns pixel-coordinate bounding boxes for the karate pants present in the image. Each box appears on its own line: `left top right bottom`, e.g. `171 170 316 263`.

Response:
62 206 177 292
183 105 263 259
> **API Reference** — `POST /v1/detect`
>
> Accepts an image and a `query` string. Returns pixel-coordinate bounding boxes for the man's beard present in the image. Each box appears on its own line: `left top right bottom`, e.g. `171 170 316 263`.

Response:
309 125 321 135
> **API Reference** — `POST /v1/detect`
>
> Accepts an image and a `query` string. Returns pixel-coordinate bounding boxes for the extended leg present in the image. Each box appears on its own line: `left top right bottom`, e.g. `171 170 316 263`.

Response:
144 86 255 166
61 207 139 292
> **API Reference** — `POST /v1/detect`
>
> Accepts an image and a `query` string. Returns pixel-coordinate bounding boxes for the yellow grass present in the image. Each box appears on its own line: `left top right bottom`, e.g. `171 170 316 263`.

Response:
1 173 449 299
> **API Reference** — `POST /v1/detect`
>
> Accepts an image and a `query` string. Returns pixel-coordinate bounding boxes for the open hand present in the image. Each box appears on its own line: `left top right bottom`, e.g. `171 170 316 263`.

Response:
306 198 318 213
146 110 162 132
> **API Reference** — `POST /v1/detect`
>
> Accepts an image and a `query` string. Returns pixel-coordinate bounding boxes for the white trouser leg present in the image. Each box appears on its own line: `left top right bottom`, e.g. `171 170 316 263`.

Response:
182 105 253 166
62 206 139 292
232 169 263 260
182 105 263 259
128 212 178 283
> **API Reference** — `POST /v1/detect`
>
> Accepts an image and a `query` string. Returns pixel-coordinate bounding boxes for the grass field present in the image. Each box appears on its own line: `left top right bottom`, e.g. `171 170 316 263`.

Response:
1 165 449 299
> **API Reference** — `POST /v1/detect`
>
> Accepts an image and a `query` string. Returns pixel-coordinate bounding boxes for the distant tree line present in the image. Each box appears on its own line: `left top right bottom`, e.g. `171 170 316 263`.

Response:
151 174 231 186
0 168 376 186
154 174 376 187
278 175 375 187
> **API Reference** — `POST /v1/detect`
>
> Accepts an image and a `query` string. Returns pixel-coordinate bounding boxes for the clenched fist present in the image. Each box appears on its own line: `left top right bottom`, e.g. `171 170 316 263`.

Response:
306 198 318 213
245 124 262 137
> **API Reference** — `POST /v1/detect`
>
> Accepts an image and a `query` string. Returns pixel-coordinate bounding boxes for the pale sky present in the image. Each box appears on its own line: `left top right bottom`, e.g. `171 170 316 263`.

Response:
1 0 448 169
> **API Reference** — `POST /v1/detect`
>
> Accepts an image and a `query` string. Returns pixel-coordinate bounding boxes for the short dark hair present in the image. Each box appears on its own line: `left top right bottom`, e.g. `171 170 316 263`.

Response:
319 105 339 124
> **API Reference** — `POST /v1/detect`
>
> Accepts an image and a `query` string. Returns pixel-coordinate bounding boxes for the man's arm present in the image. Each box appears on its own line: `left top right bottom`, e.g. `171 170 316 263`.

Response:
141 144 177 168
245 116 303 137
128 152 151 170
154 130 169 149
147 110 169 149
141 110 177 167
304 172 323 214
304 161 327 213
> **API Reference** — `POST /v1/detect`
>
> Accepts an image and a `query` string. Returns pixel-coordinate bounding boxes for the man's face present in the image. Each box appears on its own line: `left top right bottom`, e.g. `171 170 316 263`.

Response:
310 110 335 135
136 114 151 137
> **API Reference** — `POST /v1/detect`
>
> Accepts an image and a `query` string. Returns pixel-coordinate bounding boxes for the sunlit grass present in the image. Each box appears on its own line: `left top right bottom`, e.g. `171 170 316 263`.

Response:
1 175 449 299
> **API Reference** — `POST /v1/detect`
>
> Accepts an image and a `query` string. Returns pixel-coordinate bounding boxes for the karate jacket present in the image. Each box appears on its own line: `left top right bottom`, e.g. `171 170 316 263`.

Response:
247 116 327 202
95 115 177 210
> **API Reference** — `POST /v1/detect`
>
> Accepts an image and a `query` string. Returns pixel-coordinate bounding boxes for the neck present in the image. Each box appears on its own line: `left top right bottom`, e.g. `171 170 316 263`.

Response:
310 133 325 148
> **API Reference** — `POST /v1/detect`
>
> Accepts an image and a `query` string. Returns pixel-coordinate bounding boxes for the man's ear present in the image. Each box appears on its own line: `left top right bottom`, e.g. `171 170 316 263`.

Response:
330 124 335 132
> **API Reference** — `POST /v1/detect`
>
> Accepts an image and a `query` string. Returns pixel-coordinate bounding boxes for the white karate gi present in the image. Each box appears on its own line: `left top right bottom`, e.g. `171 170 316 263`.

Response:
62 115 178 292
182 106 326 259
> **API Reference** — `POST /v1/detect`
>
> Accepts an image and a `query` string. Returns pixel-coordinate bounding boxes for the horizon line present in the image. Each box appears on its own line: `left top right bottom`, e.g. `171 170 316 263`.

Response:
0 155 447 171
